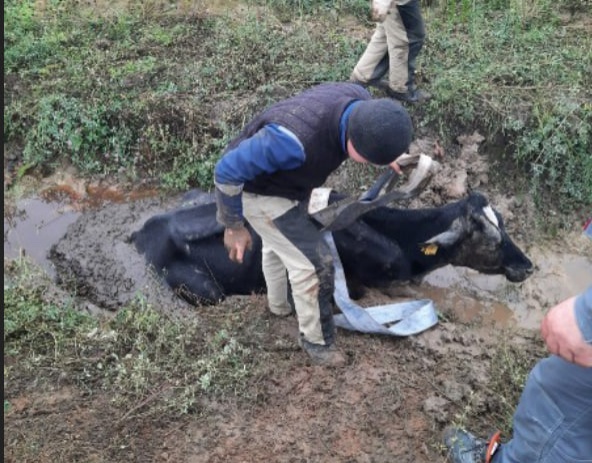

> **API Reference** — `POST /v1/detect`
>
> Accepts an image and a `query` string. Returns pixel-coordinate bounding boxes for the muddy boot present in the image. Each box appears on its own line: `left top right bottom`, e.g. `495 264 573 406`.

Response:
443 427 502 463
267 299 294 317
387 87 431 104
298 337 346 367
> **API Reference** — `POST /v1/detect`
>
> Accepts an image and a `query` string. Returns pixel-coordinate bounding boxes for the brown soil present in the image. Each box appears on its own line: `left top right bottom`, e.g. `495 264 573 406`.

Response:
5 133 592 462
2 292 545 463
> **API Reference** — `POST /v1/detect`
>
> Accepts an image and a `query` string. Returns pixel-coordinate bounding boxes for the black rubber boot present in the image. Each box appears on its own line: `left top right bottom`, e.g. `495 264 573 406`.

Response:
298 337 346 367
443 427 502 463
387 87 431 104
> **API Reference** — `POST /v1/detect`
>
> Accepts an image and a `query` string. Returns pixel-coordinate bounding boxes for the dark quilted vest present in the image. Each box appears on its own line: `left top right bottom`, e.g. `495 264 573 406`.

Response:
226 83 371 201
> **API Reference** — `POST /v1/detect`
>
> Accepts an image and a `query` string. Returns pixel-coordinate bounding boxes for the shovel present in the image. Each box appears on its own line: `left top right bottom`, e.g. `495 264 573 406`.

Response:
311 153 434 232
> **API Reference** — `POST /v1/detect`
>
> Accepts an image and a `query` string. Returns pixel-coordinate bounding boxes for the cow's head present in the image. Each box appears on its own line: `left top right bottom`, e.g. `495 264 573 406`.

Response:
420 193 534 282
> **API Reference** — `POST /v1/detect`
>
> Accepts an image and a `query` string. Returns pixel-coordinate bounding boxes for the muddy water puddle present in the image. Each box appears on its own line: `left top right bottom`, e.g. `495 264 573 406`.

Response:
4 183 159 277
4 197 80 277
419 246 592 331
4 188 591 331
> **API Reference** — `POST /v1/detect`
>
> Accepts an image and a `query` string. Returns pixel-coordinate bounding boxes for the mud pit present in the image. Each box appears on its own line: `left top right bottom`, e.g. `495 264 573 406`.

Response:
4 135 592 462
42 134 592 324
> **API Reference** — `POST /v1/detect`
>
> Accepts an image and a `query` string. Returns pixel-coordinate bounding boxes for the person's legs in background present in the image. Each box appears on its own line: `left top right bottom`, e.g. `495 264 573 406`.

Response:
350 22 391 86
383 8 412 94
396 0 427 96
351 1 429 103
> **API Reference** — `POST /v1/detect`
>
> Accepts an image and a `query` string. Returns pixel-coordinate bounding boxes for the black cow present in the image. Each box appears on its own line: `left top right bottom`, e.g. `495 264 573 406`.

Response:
131 189 534 306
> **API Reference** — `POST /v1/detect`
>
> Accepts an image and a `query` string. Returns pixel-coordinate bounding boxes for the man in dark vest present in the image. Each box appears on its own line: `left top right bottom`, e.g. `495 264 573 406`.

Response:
214 82 413 367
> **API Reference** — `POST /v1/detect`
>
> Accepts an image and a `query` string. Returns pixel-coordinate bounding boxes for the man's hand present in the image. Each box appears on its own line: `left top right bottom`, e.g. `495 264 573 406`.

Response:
541 296 592 367
223 226 253 264
371 0 392 22
389 159 403 175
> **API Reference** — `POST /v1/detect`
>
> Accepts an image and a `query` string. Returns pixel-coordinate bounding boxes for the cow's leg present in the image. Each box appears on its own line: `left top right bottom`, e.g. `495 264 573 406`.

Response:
165 262 224 305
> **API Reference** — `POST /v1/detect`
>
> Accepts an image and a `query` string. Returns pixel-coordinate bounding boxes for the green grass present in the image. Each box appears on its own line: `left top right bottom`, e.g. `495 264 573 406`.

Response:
420 2 592 209
4 0 591 206
3 260 259 420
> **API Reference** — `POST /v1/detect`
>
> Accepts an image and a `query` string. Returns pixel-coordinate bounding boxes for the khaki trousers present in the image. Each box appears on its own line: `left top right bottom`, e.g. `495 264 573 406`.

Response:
351 0 426 93
242 192 335 346
351 8 409 93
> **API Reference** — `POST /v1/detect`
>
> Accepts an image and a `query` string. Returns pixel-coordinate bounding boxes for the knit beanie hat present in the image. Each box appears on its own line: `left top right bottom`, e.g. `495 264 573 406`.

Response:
348 99 413 165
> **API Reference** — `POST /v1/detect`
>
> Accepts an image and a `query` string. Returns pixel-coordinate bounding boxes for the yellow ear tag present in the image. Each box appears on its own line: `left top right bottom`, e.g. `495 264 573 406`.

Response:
421 243 439 256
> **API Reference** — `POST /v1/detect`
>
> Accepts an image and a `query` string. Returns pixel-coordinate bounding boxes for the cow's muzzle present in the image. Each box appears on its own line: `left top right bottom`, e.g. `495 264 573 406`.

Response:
504 265 534 282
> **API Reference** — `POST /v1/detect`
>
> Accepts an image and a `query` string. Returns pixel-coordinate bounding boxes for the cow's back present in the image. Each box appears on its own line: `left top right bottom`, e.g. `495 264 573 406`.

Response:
132 201 265 304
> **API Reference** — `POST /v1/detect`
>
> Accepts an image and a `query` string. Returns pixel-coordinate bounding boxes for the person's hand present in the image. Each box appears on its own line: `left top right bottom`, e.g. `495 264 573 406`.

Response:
389 159 403 175
371 0 391 22
541 296 592 367
223 226 252 264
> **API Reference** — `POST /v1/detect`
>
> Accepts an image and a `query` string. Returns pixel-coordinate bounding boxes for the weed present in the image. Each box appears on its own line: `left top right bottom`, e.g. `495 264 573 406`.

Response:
4 258 260 421
22 95 135 174
4 0 591 207
102 299 256 417
421 2 591 213
4 274 95 361
515 99 592 208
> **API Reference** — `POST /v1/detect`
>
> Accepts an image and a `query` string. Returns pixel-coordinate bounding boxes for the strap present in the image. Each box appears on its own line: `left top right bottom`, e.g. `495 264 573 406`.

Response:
485 431 502 463
324 232 438 336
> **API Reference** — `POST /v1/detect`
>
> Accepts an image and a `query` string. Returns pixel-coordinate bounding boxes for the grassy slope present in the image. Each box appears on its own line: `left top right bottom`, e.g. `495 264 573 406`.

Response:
4 0 591 207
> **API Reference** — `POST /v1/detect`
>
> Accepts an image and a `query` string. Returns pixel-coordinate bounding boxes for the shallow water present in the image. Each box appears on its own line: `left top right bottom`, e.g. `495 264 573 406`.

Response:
421 247 592 331
4 197 80 277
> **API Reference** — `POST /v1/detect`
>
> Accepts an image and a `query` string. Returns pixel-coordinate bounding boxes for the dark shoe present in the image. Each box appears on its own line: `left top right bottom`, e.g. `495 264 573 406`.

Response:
443 427 502 463
298 337 346 367
268 306 294 317
387 88 432 104
350 79 370 88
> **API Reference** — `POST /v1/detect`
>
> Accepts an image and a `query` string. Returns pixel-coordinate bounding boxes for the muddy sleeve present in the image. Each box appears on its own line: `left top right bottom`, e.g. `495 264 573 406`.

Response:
214 124 305 228
575 286 592 344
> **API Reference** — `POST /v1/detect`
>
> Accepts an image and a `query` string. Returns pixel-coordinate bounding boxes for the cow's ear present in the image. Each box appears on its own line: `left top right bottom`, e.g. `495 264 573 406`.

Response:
421 218 466 250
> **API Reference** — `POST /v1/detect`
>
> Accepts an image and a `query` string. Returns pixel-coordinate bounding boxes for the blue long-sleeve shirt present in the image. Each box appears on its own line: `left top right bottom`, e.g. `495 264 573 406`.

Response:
214 103 357 228
214 124 305 228
575 286 592 344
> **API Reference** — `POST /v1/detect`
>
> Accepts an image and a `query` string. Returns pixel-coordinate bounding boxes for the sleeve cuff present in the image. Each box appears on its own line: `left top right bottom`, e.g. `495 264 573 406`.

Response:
574 286 592 344
215 185 244 229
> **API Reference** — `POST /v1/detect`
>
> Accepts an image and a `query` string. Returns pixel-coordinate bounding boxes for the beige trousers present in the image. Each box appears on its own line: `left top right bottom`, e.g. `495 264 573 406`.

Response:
351 8 409 93
242 192 329 345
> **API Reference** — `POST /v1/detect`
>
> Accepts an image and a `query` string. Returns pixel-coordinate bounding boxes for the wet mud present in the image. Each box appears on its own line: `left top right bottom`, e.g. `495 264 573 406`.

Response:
5 135 591 326
4 134 592 463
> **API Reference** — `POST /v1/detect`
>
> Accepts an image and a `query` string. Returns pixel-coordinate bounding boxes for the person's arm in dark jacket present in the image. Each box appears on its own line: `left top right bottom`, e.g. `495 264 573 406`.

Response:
214 124 305 229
